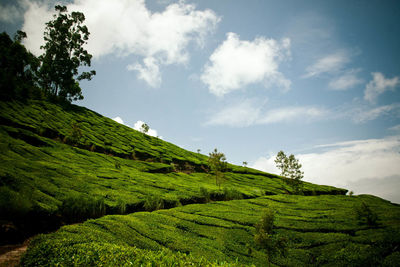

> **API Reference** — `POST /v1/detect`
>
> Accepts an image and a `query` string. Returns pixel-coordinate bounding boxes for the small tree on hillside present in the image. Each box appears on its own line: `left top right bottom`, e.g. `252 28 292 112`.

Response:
208 148 227 190
254 208 288 266
140 123 150 134
275 151 304 192
39 5 95 102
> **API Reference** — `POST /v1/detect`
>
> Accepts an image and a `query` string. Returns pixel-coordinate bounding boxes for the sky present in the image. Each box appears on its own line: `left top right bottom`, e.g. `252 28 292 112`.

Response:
1 0 400 203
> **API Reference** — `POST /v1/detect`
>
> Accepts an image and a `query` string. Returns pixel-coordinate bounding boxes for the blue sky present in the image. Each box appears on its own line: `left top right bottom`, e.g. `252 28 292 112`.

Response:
1 0 400 203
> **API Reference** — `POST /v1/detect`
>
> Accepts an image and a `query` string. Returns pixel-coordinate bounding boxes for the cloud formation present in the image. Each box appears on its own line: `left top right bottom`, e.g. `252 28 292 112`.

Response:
364 72 399 103
112 116 125 125
0 3 21 23
21 0 219 87
206 99 325 127
350 103 400 123
201 33 291 97
328 69 363 90
303 51 349 78
252 135 400 203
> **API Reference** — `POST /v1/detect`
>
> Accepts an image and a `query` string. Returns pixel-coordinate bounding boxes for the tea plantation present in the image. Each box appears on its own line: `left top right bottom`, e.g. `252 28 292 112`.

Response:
1 100 399 266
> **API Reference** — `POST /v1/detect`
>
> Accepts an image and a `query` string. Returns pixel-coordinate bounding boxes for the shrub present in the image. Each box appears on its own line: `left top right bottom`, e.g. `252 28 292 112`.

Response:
199 187 211 203
355 202 378 227
0 186 32 219
116 199 126 214
115 161 121 169
143 195 164 211
223 187 243 200
254 208 287 266
60 194 105 223
184 162 195 174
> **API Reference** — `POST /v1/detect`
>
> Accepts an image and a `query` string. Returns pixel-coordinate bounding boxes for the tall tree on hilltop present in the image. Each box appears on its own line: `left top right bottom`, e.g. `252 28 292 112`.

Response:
275 151 304 192
39 5 95 102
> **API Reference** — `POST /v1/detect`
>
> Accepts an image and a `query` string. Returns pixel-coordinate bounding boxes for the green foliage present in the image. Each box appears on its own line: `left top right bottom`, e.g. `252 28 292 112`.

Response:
63 121 82 144
199 187 211 203
275 151 304 192
355 202 379 227
140 123 150 134
115 161 121 169
0 186 32 219
21 240 247 267
254 208 288 265
384 252 400 267
22 194 400 266
208 148 227 189
0 99 349 245
60 194 105 223
38 5 95 102
0 31 41 101
143 195 164 211
223 187 243 201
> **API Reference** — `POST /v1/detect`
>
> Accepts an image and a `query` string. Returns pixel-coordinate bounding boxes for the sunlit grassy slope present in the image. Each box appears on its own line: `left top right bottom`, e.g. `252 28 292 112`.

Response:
4 99 398 266
21 195 400 266
0 100 345 231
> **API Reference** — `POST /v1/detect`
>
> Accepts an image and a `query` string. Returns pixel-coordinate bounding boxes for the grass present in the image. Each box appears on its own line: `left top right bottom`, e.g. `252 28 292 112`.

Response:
21 194 400 266
3 99 393 266
0 100 346 244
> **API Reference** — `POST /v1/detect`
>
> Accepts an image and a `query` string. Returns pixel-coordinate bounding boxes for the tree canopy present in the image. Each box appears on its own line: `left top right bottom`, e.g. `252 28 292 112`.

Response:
275 151 304 192
39 5 95 102
0 31 40 101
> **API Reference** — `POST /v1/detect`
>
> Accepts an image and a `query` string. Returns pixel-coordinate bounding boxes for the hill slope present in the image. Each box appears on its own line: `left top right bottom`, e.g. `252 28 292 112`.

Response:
0 100 346 244
21 195 400 266
3 100 398 266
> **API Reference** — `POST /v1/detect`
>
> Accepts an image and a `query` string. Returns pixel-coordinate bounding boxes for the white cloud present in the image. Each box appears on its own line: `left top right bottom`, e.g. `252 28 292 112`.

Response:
206 99 325 127
0 3 21 23
251 135 400 203
259 106 326 124
21 0 219 87
303 51 349 78
205 99 262 127
364 72 400 103
201 33 291 97
112 116 125 125
328 69 363 90
127 57 161 87
21 0 53 55
350 103 400 123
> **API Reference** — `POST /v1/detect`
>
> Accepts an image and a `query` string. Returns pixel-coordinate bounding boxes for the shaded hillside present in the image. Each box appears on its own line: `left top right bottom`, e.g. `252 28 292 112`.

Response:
0 100 346 244
21 195 400 266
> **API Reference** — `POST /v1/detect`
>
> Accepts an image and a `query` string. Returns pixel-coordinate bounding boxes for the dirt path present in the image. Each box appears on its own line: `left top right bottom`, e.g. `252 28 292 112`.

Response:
0 242 29 267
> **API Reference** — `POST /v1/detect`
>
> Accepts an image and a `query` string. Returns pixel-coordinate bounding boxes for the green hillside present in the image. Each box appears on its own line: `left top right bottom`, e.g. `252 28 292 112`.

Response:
21 195 400 266
1 100 399 266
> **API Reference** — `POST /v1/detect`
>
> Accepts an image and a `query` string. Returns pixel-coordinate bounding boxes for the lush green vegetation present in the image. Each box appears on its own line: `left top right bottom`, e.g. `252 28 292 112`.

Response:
2 99 397 266
0 99 345 244
2 6 397 266
21 194 400 266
